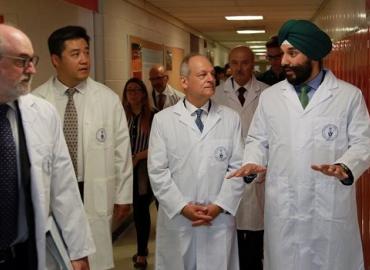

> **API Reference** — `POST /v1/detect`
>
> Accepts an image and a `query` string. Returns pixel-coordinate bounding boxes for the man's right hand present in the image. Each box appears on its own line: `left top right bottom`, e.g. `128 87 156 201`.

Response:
181 203 212 226
227 163 266 178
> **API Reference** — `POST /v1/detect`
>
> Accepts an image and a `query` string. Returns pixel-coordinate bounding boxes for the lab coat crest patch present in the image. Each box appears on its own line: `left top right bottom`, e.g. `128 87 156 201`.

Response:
214 146 228 161
96 128 107 142
322 124 338 141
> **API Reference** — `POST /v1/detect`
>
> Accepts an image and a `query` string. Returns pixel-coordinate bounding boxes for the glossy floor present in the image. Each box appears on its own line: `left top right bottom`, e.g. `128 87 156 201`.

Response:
113 203 157 270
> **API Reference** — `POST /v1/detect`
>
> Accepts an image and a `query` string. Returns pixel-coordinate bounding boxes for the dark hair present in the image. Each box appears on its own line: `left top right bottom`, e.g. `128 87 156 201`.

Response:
265 36 279 49
48 25 90 56
122 78 152 134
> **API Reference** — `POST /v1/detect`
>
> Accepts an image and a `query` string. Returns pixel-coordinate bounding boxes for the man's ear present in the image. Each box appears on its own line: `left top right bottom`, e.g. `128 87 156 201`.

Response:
50 54 60 68
180 76 188 90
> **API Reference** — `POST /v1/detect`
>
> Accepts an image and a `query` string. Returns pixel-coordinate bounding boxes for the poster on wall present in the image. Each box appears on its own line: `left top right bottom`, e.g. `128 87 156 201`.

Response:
142 47 164 87
131 43 142 79
165 48 173 71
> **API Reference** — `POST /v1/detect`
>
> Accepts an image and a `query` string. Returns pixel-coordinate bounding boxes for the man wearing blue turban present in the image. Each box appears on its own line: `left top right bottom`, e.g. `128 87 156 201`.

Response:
229 19 370 270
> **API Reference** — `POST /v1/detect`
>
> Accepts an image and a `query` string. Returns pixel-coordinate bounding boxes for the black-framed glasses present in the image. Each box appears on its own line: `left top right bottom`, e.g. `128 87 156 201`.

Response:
1 54 39 68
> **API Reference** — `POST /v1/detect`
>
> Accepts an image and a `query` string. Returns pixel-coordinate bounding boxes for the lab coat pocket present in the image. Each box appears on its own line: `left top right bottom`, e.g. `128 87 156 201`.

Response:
265 176 291 218
93 175 115 216
314 177 352 222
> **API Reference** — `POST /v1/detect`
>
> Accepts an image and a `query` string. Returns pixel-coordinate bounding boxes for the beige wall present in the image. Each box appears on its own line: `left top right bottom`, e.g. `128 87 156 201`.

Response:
102 0 191 97
0 0 228 97
0 0 95 88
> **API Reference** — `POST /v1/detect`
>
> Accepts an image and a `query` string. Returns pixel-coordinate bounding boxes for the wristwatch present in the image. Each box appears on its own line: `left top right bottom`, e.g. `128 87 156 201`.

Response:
335 163 354 186
243 174 257 184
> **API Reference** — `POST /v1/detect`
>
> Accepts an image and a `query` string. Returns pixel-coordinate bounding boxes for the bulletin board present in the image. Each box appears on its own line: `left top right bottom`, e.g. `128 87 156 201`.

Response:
129 36 184 92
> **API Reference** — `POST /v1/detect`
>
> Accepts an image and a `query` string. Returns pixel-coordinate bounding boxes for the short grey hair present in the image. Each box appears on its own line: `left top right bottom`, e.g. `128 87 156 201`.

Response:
180 53 207 77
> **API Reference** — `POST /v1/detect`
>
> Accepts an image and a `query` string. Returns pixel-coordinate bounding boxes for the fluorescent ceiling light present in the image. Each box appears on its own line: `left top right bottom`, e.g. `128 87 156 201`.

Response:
252 49 267 52
245 41 266 44
249 45 265 49
237 29 266 34
255 53 265 55
225 16 263 21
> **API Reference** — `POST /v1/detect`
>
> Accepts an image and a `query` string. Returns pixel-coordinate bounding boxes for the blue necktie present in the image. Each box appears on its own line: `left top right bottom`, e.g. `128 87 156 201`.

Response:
195 109 204 132
0 104 18 248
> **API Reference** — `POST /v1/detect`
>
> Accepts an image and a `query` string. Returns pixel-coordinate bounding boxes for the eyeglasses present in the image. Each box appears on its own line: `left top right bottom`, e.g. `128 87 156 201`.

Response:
1 54 39 68
149 75 167 81
126 89 144 94
266 53 283 61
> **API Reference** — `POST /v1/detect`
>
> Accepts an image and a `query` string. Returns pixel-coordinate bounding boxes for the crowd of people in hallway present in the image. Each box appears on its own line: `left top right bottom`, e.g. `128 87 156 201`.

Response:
0 18 370 270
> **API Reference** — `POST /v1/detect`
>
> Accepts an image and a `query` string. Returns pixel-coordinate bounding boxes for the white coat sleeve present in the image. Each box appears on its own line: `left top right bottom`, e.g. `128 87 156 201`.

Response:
214 115 245 216
243 96 269 166
148 115 188 219
49 106 95 260
112 98 133 204
335 90 370 180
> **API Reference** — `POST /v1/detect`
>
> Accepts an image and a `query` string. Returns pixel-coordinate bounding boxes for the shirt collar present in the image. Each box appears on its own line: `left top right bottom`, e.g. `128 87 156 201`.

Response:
53 77 87 96
184 99 211 115
154 84 170 96
294 70 325 92
231 77 252 93
6 100 16 112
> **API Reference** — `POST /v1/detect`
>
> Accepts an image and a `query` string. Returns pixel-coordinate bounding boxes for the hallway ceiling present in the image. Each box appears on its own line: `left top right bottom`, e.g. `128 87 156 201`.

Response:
145 0 326 48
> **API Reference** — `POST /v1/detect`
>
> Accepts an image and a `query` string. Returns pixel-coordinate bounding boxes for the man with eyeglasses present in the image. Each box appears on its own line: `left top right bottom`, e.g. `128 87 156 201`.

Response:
0 24 95 270
149 64 184 110
257 36 285 86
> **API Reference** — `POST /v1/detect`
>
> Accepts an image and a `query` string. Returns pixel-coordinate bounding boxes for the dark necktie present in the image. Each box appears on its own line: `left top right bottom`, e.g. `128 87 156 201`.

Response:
64 88 78 175
157 94 166 110
195 109 204 132
238 87 246 106
299 85 310 109
0 104 18 248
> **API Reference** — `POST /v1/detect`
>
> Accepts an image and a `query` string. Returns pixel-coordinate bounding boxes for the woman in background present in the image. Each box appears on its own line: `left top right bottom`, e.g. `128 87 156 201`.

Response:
122 78 156 270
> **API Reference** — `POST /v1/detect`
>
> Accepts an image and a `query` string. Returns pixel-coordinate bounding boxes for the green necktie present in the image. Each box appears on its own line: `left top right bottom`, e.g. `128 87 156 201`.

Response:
299 85 310 109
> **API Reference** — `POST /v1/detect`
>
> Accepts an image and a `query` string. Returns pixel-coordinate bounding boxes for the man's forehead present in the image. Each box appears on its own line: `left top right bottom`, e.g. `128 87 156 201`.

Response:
64 38 88 49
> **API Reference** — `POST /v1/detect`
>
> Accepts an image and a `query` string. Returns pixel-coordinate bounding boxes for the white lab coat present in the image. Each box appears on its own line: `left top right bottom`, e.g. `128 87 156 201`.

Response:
214 76 268 230
148 99 245 270
33 77 133 270
244 70 370 270
18 94 95 270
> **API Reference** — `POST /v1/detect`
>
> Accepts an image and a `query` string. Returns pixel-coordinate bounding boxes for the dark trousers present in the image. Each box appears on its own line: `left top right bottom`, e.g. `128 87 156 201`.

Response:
133 171 152 256
237 230 264 270
0 239 37 270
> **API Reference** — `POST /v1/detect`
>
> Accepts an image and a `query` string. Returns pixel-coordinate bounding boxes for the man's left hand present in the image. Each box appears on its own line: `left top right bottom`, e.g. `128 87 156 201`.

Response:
71 257 89 270
113 204 131 221
311 164 348 180
205 204 223 220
